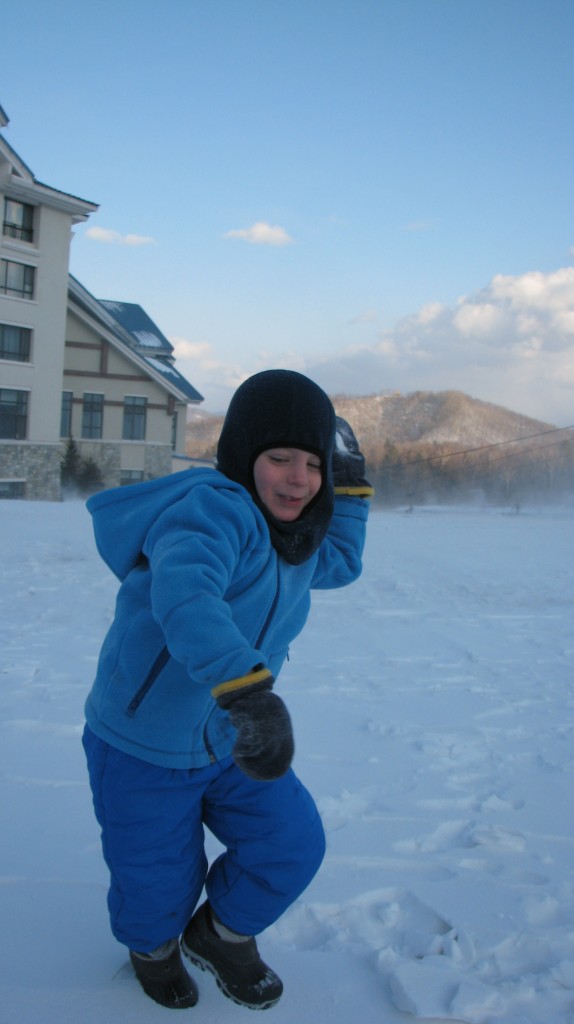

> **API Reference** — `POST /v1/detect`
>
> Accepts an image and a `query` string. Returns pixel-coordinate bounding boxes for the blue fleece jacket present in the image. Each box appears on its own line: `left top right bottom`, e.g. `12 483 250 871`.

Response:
84 468 368 768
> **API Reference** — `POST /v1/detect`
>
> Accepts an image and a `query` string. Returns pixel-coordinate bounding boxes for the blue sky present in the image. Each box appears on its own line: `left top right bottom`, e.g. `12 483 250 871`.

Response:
3 0 574 423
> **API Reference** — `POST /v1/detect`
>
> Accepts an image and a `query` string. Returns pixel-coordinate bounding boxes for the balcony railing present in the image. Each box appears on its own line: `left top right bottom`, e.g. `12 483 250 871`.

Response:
2 221 34 243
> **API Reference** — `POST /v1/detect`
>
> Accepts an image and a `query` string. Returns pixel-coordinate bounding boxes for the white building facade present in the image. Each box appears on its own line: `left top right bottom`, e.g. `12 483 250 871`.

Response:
0 104 203 500
0 104 98 498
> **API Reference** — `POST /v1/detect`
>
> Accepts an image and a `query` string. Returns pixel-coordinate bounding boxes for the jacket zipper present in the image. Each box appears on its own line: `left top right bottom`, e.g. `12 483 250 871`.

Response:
126 646 170 717
127 645 218 764
203 719 217 763
126 566 281 750
204 566 281 763
255 562 281 648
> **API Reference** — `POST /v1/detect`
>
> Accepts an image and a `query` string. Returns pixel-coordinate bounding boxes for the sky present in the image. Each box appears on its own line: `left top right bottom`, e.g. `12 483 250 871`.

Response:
2 0 574 423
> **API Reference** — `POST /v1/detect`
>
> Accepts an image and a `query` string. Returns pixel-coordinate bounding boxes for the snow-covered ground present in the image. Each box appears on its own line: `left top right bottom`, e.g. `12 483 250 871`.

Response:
1 498 573 1024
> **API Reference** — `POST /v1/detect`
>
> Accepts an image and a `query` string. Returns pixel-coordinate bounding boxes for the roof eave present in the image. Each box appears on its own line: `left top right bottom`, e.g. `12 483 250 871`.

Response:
0 135 35 180
68 283 199 405
6 173 98 221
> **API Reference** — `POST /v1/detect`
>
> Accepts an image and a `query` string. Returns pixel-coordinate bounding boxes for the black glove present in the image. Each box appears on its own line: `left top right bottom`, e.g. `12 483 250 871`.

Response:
223 689 294 781
332 417 372 491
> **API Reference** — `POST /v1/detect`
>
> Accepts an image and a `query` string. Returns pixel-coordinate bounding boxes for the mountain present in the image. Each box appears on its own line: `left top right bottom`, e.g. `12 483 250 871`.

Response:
330 390 555 450
186 389 557 459
185 389 573 505
185 408 223 459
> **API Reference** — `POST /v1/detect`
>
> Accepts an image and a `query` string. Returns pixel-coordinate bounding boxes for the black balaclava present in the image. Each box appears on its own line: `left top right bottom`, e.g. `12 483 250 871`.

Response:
216 369 336 565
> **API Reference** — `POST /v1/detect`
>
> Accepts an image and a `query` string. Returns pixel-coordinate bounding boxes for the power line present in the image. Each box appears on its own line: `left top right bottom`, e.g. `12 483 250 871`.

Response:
465 437 574 473
384 423 574 471
379 426 574 503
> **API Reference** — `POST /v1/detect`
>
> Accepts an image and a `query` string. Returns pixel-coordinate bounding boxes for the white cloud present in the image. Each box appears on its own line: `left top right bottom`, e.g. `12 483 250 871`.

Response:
85 227 155 246
548 348 574 385
376 338 399 358
453 301 505 337
171 338 215 363
490 268 574 313
512 335 544 359
553 310 574 334
299 266 574 425
348 309 378 326
416 302 445 325
223 222 294 246
170 336 250 408
170 337 240 378
169 266 574 425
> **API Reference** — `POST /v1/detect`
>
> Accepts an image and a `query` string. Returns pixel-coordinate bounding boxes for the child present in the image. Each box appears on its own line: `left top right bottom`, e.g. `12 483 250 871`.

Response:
83 369 372 1010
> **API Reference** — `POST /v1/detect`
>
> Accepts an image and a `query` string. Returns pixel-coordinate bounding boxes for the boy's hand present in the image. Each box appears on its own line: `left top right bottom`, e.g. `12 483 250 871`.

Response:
332 417 372 492
226 690 294 781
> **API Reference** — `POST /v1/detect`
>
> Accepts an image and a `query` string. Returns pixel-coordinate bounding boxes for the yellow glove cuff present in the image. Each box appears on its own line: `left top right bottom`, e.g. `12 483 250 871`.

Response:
334 485 375 498
212 666 273 701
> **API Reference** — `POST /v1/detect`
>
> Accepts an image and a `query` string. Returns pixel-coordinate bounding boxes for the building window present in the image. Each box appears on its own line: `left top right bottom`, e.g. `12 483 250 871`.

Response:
120 469 144 486
123 396 147 440
171 411 178 450
81 393 104 439
0 259 35 299
3 199 34 243
61 391 73 438
0 480 26 499
0 388 28 439
0 323 32 362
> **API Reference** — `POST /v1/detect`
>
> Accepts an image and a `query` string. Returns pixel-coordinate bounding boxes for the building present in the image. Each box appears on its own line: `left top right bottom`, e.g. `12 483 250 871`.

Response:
64 277 203 487
1 103 97 498
0 103 203 500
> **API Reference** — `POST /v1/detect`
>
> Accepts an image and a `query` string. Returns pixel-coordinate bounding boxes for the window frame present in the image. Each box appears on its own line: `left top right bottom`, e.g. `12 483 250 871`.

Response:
122 395 147 441
0 388 29 440
60 391 73 439
81 392 104 440
0 258 35 300
0 480 26 499
2 198 35 243
0 323 32 362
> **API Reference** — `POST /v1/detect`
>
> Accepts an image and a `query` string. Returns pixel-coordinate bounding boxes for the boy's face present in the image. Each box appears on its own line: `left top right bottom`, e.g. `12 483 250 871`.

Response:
252 448 322 522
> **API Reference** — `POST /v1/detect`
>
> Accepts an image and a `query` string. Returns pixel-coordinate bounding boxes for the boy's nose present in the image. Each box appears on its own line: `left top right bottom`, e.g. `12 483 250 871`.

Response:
286 458 308 485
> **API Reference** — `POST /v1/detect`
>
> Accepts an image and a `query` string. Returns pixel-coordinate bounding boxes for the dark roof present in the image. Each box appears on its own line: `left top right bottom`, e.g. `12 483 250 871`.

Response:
136 352 204 404
68 277 203 404
99 300 173 355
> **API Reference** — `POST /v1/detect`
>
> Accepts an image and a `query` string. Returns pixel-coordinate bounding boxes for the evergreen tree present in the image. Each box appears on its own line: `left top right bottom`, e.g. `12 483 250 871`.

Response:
76 456 104 495
60 438 82 488
60 438 104 495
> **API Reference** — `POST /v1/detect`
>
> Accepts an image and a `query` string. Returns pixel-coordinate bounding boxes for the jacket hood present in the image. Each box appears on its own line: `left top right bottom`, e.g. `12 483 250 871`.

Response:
86 468 245 581
216 369 336 564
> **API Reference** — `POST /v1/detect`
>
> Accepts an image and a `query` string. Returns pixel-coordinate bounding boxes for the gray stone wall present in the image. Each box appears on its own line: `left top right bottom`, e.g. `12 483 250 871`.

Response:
77 442 120 490
77 442 172 487
0 444 62 501
0 441 174 500
144 444 172 480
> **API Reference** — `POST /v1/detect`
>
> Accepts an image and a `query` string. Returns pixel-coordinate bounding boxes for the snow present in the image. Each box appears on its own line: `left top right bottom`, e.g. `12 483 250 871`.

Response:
134 330 165 349
145 355 179 377
1 498 574 1024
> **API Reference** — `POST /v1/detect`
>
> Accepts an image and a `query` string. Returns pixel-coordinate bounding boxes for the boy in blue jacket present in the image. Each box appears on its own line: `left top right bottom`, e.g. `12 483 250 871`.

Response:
83 369 372 1010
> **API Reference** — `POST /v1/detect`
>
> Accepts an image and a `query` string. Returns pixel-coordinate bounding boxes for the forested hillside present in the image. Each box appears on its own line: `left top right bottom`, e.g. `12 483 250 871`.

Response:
186 390 574 506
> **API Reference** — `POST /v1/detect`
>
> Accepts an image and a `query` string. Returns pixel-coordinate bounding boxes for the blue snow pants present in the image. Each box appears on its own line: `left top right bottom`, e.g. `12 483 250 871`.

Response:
82 726 326 953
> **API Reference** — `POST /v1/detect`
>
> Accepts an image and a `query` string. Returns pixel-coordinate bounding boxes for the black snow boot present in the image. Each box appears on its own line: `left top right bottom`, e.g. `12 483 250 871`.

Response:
130 938 199 1009
181 902 283 1010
